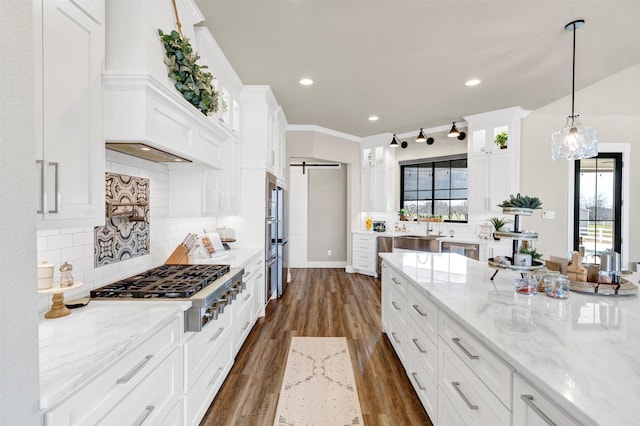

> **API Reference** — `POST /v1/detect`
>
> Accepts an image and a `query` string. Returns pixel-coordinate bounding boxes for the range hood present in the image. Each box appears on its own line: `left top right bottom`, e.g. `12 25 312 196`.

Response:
105 142 192 164
103 1 229 169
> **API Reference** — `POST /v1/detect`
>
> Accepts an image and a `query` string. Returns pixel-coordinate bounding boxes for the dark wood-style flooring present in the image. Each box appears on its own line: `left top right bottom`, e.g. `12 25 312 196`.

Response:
200 268 432 426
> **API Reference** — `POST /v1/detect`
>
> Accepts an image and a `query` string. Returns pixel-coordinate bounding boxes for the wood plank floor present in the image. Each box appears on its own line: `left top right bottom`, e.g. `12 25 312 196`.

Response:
200 268 432 426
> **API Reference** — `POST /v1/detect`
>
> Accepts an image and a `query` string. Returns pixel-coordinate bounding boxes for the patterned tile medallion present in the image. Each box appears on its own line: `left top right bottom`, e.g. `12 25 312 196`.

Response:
274 337 364 426
94 173 150 267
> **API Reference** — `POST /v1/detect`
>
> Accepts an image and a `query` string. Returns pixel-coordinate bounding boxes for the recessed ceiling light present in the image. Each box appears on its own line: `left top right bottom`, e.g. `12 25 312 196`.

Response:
465 79 481 87
368 115 379 121
299 78 314 86
140 147 151 151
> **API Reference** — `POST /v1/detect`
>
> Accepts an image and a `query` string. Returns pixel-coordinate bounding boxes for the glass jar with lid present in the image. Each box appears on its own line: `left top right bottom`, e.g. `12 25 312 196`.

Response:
544 274 570 299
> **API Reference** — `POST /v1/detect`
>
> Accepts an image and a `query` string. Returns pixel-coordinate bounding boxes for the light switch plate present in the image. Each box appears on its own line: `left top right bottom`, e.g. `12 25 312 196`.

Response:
541 210 555 219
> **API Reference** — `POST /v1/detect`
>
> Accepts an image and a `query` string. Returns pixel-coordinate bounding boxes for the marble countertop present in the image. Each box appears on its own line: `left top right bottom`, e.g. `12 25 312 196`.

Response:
39 301 190 409
191 247 262 269
353 230 498 245
380 252 640 425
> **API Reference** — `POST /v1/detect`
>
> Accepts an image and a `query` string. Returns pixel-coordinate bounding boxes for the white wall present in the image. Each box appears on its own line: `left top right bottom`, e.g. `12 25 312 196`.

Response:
0 0 40 423
521 63 640 267
36 151 218 311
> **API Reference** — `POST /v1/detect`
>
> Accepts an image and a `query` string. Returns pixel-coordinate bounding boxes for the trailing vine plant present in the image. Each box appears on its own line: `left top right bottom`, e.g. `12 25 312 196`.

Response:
158 0 217 116
158 29 218 116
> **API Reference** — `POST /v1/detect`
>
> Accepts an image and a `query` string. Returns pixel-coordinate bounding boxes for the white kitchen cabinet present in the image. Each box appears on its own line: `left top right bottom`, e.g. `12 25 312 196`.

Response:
352 233 378 277
439 341 511 426
243 255 265 321
34 0 105 229
241 86 288 185
513 374 582 426
360 146 391 212
464 107 529 214
43 315 181 425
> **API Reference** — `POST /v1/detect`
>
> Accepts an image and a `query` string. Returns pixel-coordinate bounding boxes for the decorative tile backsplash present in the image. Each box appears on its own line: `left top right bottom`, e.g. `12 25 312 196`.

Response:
94 173 150 267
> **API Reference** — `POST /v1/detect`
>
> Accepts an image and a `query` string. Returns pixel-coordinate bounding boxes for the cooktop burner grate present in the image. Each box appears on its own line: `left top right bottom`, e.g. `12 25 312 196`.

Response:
90 264 230 299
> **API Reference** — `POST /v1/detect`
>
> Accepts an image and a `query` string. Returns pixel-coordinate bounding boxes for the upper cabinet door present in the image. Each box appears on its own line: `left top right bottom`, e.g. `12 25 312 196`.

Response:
36 0 105 228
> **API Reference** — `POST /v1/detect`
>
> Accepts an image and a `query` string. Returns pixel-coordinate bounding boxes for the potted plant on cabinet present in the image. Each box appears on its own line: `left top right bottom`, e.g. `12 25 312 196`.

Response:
494 131 508 149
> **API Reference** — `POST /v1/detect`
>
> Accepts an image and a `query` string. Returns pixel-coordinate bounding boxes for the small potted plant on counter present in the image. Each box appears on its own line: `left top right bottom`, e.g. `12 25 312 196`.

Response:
489 217 512 240
418 213 429 222
498 193 543 215
398 208 406 221
494 131 508 149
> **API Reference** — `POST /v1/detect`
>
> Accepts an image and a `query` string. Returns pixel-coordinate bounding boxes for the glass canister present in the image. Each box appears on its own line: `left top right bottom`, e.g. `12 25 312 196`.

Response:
514 277 537 296
60 262 74 287
544 274 570 299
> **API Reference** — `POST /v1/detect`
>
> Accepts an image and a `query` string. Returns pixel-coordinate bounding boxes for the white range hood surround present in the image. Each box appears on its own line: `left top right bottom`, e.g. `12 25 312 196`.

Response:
103 0 228 169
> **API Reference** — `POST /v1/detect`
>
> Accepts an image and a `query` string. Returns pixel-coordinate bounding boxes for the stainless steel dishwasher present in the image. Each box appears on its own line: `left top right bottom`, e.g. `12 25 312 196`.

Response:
440 241 480 260
376 236 393 275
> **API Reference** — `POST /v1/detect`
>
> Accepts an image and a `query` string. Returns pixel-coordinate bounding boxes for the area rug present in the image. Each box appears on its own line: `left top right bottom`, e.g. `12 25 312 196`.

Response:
274 337 364 426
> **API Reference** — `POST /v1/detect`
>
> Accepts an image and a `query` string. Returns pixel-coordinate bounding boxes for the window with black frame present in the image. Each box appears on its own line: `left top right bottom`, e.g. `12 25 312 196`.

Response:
574 153 622 264
400 156 468 222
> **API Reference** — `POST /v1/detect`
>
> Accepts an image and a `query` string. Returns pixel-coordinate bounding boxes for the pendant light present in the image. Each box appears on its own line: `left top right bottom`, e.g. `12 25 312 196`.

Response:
551 19 597 160
447 122 460 138
389 134 400 148
416 128 427 143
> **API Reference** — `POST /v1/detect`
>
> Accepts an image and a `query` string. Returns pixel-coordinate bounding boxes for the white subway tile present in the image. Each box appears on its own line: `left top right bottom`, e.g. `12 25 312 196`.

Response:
73 231 94 246
37 236 48 252
47 234 73 250
37 229 60 237
59 246 86 262
60 227 83 235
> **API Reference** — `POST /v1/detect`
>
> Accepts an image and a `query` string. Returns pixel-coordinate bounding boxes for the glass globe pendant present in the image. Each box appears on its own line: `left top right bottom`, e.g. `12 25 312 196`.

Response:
551 115 598 160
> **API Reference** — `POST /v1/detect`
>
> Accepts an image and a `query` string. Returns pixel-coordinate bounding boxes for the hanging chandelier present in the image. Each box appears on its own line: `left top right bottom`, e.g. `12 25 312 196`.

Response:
551 19 597 161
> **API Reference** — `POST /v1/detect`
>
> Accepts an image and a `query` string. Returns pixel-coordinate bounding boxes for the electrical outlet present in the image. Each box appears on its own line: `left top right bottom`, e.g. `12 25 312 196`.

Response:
328 249 332 256
541 210 555 219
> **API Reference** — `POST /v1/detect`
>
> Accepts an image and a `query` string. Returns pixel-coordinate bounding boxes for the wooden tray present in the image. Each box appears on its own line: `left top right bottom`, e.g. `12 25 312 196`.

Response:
570 277 638 296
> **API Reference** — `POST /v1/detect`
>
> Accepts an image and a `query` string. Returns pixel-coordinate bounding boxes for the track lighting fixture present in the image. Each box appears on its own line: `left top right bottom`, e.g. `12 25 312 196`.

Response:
447 122 460 138
416 128 427 143
389 134 400 148
551 19 597 160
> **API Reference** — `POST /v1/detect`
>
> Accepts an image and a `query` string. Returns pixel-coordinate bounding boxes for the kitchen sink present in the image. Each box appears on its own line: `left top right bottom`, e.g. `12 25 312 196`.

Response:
393 235 440 252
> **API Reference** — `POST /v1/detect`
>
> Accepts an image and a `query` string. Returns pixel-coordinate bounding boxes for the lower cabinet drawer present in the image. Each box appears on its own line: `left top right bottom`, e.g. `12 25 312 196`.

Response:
408 283 439 345
183 311 232 392
97 347 181 425
234 295 254 354
439 312 512 408
387 315 408 366
184 339 233 426
513 373 582 426
439 341 511 426
438 389 466 426
407 356 438 419
408 320 438 384
160 401 182 426
353 256 375 272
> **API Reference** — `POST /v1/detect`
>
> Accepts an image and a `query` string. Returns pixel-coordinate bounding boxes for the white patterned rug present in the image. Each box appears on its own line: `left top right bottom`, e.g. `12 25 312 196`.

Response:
274 337 364 426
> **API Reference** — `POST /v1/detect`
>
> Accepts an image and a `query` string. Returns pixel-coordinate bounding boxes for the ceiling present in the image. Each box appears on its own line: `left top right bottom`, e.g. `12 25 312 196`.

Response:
194 1 640 138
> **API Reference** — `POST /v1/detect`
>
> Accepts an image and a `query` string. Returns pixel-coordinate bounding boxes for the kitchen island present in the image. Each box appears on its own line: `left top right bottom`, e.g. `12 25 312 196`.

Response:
380 252 639 425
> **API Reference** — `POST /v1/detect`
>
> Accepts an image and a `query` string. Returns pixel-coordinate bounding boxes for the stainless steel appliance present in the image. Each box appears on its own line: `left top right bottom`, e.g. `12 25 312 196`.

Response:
440 241 480 260
90 264 244 332
377 236 392 275
266 173 287 302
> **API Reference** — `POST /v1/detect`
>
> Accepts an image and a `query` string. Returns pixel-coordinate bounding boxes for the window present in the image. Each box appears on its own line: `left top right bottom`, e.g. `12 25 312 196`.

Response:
400 156 468 222
574 153 622 263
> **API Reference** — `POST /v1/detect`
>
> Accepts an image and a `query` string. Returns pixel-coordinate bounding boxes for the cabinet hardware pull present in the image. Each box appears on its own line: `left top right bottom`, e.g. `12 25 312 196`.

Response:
256 274 263 280
241 321 250 331
452 381 478 410
36 160 45 214
48 162 59 214
391 301 401 311
209 327 224 343
451 337 479 360
412 304 427 316
242 294 251 302
208 367 223 388
391 277 401 285
391 332 400 343
411 372 426 391
520 395 557 426
132 405 155 426
116 355 153 384
412 338 427 353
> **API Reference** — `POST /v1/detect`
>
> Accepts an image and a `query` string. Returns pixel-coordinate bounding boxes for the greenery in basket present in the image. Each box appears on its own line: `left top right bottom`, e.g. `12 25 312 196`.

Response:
519 246 543 261
498 193 543 209
494 131 508 148
488 216 512 231
158 29 219 116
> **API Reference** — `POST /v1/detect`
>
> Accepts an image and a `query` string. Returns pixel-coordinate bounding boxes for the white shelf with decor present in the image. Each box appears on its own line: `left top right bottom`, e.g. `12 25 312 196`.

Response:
360 137 395 212
464 107 530 214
